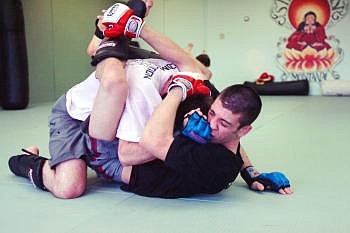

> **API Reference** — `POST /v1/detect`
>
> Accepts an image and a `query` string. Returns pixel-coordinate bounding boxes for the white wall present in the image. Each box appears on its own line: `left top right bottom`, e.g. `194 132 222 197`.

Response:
145 0 350 94
21 0 349 103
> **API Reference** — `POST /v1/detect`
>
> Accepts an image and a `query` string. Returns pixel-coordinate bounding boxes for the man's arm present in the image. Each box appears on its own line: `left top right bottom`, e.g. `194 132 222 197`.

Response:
118 140 156 166
140 25 211 80
239 145 264 191
139 87 183 161
117 22 210 163
87 35 102 57
240 145 293 195
87 17 104 57
240 145 253 169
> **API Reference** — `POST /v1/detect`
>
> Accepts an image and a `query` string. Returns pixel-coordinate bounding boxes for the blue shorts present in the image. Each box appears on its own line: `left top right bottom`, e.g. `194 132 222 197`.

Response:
48 95 123 182
85 136 123 182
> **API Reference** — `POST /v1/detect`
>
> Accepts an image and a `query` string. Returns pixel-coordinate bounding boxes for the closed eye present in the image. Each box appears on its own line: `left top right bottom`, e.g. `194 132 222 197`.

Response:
220 121 230 128
208 109 215 117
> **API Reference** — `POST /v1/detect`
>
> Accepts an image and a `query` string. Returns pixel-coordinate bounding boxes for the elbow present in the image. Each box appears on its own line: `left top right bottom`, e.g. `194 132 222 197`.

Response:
117 142 133 166
118 149 129 166
139 137 154 153
139 136 173 161
139 128 153 150
177 58 199 74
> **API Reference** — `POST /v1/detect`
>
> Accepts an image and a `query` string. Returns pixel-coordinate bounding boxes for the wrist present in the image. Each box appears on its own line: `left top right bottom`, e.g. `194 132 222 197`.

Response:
139 23 148 39
94 18 104 39
168 86 184 103
95 28 104 39
168 86 183 97
240 166 260 186
167 82 187 101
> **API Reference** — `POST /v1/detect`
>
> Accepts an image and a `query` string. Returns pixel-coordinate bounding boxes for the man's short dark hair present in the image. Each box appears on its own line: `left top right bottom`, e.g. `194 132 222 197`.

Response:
196 54 211 67
219 84 262 127
174 94 213 132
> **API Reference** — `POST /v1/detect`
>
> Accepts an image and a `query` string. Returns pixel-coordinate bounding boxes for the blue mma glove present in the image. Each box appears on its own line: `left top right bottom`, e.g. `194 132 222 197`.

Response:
241 166 290 192
256 172 290 191
182 112 211 144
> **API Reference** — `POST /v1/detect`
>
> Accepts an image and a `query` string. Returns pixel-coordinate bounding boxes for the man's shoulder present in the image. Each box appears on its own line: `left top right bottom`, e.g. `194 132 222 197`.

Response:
170 135 234 158
126 58 176 66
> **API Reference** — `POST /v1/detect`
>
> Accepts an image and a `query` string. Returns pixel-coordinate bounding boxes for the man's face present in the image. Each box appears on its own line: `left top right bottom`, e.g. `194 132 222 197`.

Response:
207 98 242 144
208 98 240 144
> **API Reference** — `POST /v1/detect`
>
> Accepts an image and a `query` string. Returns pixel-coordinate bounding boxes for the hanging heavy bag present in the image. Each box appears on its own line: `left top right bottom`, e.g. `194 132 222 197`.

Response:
0 0 29 109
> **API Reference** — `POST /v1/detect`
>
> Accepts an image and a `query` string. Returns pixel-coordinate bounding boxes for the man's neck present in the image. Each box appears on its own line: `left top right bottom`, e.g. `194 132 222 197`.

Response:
223 140 240 155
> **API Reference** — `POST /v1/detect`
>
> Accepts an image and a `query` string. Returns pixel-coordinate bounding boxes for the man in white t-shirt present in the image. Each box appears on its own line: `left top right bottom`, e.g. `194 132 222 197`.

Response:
66 58 180 143
7 0 214 198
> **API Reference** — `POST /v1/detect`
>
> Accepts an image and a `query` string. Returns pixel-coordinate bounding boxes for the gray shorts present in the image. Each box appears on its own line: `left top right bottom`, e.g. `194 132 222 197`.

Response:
48 95 123 182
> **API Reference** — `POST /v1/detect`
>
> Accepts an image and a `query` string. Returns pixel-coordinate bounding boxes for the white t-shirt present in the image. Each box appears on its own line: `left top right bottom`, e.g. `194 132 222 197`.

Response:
66 58 179 142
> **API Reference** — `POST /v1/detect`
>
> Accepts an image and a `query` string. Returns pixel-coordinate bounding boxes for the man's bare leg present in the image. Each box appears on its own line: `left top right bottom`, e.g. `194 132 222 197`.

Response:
42 159 87 199
89 58 128 141
12 146 87 199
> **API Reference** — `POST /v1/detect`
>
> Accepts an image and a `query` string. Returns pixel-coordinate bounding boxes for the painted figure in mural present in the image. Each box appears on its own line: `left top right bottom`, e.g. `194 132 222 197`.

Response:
286 11 331 51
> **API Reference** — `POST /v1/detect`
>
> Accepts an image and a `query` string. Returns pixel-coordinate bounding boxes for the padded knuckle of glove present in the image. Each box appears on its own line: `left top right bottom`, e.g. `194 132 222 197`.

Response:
255 172 290 191
103 3 131 24
241 166 290 192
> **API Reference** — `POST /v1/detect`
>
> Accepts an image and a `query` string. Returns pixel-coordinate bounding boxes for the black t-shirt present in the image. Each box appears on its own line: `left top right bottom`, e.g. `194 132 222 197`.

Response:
121 135 243 198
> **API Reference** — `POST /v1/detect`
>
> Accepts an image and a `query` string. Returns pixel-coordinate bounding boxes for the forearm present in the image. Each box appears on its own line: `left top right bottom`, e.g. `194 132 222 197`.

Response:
240 145 256 171
140 87 183 160
118 139 156 166
196 59 212 80
140 25 204 75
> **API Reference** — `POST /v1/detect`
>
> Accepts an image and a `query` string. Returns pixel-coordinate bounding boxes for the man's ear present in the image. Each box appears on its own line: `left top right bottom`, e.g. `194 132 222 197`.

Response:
237 125 252 138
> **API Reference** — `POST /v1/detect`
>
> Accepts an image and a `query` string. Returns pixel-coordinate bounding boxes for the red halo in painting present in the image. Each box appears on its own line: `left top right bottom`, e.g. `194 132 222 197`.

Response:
288 0 331 29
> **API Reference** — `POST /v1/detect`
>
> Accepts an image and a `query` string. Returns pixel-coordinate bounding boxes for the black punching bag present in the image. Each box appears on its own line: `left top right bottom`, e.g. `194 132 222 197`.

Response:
0 0 29 109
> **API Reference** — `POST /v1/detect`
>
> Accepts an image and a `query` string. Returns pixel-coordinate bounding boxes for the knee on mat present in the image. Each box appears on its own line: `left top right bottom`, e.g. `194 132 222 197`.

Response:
53 181 86 199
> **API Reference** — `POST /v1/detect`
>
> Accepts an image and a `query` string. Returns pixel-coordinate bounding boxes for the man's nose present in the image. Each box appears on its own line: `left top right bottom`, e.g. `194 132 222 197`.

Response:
209 118 217 130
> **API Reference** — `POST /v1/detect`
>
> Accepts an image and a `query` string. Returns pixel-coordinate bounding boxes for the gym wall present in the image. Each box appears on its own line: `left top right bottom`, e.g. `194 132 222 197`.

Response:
22 0 114 104
22 0 350 104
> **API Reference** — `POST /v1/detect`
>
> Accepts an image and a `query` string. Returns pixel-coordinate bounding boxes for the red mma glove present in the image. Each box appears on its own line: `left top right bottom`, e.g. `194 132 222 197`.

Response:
102 3 144 38
167 72 211 101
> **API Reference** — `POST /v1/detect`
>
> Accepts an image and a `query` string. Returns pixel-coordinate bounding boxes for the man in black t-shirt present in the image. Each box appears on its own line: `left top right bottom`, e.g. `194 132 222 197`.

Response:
121 137 243 198
119 84 292 198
